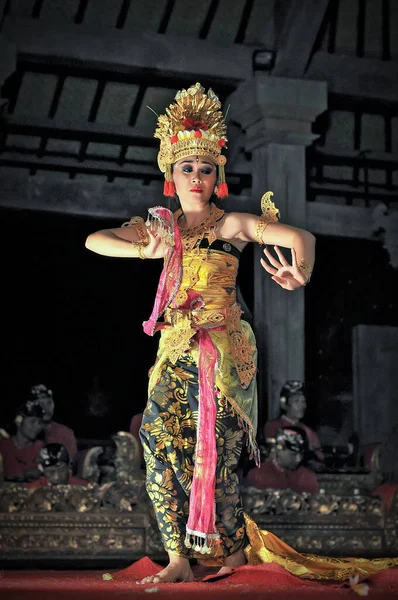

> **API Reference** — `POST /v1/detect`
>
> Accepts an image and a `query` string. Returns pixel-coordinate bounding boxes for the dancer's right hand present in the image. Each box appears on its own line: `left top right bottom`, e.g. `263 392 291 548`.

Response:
141 227 171 259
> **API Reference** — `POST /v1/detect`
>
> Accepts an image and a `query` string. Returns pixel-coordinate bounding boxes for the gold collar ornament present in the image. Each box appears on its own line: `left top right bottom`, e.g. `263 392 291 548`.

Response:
177 203 225 253
154 83 229 199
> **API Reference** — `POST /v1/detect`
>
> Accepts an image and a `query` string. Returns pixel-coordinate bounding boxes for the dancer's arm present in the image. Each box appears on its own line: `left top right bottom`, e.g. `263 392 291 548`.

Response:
220 212 315 290
85 225 168 259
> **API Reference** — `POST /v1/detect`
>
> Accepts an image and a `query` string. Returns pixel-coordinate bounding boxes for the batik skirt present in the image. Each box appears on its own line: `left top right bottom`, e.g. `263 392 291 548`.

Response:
140 352 247 559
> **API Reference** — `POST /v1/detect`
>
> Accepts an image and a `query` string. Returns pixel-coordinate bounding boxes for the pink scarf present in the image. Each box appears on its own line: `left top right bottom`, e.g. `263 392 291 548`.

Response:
143 207 182 336
143 207 220 553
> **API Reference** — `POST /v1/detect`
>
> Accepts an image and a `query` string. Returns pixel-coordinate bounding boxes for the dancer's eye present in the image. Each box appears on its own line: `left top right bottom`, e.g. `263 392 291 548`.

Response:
181 165 193 173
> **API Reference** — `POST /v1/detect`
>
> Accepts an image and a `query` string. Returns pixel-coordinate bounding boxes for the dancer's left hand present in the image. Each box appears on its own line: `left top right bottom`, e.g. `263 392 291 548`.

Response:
260 246 308 290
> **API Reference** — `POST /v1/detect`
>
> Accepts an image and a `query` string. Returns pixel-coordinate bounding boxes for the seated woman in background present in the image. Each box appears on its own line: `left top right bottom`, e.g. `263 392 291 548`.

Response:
264 380 324 463
0 401 45 482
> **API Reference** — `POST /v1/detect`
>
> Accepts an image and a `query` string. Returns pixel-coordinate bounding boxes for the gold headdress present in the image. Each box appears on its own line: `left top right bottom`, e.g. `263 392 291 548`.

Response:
154 82 228 198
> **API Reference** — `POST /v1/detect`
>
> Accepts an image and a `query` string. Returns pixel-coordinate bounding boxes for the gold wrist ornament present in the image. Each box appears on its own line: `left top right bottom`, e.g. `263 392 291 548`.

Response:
135 243 148 259
298 259 312 284
254 191 280 245
121 215 149 259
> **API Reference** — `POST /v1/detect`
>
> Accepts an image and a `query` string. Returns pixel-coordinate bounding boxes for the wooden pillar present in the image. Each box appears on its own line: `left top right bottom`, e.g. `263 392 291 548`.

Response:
230 75 327 429
0 33 16 92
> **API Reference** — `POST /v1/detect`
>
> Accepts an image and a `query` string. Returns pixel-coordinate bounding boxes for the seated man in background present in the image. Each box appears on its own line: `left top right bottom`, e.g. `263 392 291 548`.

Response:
0 401 45 482
30 384 77 461
243 426 319 494
264 380 324 463
26 443 89 487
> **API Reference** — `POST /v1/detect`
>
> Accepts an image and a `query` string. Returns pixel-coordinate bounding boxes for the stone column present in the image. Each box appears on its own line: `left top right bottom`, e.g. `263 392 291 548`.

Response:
0 34 16 89
230 75 327 428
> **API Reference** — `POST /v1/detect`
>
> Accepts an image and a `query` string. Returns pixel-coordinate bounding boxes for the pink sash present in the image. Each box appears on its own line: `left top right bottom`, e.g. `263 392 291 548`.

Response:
143 207 220 553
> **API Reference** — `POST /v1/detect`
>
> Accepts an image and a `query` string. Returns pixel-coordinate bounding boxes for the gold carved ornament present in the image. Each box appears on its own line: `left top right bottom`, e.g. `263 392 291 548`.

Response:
226 304 257 389
163 310 198 364
163 305 256 390
254 191 280 245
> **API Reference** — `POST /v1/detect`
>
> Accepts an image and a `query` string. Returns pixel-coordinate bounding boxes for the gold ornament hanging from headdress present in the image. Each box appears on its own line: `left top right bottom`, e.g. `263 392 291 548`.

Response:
153 82 229 198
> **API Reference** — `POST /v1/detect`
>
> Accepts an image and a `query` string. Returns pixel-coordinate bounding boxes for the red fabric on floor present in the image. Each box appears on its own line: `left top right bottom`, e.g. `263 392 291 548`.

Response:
0 557 397 600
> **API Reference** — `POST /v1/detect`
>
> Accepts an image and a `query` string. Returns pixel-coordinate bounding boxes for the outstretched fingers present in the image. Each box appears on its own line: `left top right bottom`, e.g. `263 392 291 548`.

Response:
260 257 276 275
290 246 298 268
262 246 281 269
273 245 289 267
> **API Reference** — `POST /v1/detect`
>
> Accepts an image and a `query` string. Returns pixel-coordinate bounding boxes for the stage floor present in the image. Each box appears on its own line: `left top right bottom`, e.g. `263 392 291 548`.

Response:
1 558 398 600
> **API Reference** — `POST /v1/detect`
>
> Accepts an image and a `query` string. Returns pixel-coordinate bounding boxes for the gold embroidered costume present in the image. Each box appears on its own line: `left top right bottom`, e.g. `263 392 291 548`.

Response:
140 232 255 558
148 235 258 448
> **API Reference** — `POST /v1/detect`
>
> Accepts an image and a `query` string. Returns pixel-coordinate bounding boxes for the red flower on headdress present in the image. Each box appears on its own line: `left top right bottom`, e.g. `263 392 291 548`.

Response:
182 117 208 131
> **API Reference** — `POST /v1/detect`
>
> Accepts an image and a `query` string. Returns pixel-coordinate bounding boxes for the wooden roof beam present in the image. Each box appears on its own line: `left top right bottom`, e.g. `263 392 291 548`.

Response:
4 115 156 147
313 145 398 168
2 16 261 83
273 0 330 77
306 51 398 108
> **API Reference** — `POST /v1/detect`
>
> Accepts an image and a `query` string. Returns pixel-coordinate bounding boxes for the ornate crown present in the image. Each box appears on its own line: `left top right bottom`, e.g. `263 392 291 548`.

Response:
153 82 229 198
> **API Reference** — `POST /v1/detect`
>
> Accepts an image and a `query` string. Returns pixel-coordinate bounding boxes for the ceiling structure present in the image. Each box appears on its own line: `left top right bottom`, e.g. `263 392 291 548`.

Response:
0 0 397 222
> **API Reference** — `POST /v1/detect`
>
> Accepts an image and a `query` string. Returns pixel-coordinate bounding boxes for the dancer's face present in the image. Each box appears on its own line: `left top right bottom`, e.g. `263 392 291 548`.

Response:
173 155 217 206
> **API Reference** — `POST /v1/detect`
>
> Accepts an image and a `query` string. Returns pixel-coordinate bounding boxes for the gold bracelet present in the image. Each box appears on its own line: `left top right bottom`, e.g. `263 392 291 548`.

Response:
298 259 312 284
137 244 147 259
131 241 148 259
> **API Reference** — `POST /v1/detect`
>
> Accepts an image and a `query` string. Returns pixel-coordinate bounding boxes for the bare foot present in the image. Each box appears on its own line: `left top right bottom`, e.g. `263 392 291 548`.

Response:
136 556 194 585
217 548 246 576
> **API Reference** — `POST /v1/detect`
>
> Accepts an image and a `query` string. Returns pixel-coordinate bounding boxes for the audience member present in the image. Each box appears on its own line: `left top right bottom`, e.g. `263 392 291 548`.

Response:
264 380 324 462
30 384 78 460
26 443 88 487
243 426 319 494
0 401 45 482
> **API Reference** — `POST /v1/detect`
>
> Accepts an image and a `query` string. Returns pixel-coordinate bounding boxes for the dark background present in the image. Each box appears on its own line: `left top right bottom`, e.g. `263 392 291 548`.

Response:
2 205 397 439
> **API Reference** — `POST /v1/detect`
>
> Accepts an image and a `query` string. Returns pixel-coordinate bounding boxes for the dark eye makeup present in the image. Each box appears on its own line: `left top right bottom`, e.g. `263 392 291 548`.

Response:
181 165 213 174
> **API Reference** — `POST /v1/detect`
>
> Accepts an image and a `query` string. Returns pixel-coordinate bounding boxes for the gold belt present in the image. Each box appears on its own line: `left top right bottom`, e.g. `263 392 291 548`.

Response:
163 305 256 389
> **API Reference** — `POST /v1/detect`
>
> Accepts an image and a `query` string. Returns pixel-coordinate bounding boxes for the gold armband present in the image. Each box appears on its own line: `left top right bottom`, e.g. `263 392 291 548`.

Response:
298 259 312 284
121 216 149 245
254 191 280 245
254 217 270 245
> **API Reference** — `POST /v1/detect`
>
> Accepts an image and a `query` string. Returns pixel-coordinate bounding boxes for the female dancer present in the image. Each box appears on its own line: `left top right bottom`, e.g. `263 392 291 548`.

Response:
86 83 395 584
